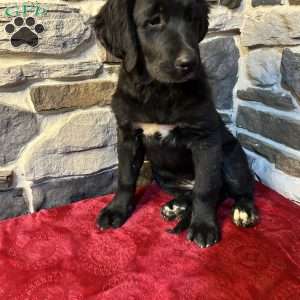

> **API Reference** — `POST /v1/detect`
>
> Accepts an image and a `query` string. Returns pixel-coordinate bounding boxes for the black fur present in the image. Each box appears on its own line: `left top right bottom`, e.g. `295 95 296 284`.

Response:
94 0 258 248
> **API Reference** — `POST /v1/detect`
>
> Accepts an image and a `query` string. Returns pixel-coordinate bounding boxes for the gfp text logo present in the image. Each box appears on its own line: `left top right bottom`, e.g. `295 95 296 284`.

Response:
4 2 48 18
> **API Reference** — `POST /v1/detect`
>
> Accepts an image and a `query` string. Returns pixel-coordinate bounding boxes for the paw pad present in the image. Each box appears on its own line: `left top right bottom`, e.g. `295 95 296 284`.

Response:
232 207 258 227
5 17 44 47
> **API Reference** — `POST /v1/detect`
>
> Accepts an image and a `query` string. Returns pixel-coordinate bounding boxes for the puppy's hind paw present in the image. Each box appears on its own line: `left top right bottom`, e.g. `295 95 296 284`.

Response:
161 197 189 221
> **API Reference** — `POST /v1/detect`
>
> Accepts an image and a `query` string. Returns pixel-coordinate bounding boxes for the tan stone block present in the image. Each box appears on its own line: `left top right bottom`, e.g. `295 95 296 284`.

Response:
30 79 117 113
289 0 300 4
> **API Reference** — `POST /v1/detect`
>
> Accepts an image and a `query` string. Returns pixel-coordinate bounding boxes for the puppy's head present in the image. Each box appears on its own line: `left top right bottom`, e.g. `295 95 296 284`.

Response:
94 0 209 83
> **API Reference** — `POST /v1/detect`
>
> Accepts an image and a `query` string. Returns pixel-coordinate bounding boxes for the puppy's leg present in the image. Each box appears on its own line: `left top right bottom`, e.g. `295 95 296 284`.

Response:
222 129 258 227
97 128 145 230
187 134 222 248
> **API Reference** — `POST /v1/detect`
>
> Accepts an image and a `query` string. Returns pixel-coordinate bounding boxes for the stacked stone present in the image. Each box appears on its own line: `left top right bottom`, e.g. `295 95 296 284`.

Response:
198 0 300 202
0 1 120 219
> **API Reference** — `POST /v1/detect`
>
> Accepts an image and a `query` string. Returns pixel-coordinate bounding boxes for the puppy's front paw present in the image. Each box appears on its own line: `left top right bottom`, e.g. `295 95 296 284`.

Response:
232 205 258 227
187 222 220 248
96 204 133 230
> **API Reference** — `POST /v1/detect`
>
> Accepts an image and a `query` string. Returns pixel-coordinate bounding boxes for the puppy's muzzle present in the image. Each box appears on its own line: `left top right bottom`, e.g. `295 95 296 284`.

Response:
175 53 197 75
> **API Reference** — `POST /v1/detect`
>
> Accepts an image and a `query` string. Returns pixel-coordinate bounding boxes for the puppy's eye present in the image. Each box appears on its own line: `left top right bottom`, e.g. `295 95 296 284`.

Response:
147 16 162 27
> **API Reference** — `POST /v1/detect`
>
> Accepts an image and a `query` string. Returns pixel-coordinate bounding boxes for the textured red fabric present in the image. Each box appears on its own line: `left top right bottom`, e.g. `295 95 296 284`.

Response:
0 183 300 300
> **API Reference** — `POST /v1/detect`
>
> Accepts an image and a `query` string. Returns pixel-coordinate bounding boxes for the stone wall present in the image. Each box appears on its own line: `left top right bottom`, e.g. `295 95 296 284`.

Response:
0 0 299 221
204 0 300 203
0 0 120 220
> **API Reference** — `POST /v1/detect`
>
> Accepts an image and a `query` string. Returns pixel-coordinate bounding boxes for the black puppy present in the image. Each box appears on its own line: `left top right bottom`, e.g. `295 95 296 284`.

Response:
94 0 258 248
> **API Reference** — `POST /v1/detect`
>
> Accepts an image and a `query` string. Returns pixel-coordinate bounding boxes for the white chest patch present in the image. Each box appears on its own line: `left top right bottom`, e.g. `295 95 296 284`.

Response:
133 122 176 139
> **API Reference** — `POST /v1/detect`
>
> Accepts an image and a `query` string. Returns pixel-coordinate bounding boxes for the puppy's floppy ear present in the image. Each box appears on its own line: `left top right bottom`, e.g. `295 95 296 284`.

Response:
198 1 210 42
94 0 138 72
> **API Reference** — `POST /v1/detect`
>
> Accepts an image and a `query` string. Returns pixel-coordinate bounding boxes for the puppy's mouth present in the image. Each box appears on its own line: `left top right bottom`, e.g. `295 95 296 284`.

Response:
175 69 197 82
159 64 198 83
165 69 197 83
153 64 198 83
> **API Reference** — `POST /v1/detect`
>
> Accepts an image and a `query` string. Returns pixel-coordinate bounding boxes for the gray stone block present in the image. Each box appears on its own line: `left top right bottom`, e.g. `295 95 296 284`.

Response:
220 0 242 9
241 8 300 47
237 106 300 151
0 61 103 88
200 37 239 110
0 188 28 220
208 6 242 33
0 104 39 165
237 88 295 111
247 49 281 88
32 169 118 210
281 48 300 104
238 133 300 177
252 0 282 6
0 3 92 56
21 108 117 182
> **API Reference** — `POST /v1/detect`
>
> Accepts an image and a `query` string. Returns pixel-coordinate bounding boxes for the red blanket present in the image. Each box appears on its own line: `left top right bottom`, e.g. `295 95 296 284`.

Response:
0 183 299 299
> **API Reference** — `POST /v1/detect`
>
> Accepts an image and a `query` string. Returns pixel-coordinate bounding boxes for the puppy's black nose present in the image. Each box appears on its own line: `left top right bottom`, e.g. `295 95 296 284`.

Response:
175 54 196 72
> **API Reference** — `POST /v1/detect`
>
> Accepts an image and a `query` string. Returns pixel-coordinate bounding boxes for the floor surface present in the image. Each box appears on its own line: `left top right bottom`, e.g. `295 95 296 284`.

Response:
0 183 299 299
